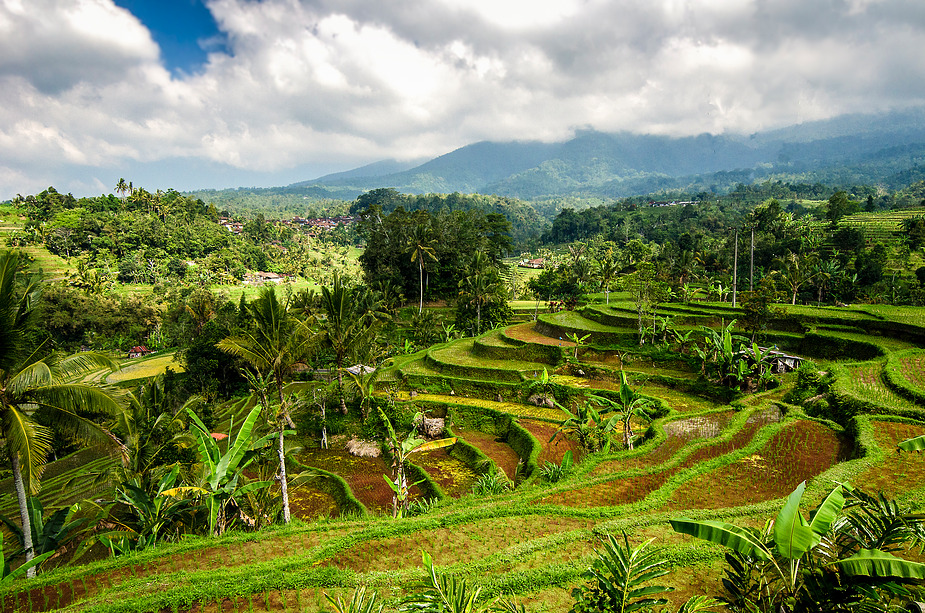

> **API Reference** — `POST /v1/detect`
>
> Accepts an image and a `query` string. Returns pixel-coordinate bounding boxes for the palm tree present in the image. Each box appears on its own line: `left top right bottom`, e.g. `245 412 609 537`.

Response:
813 258 841 306
772 251 817 306
115 178 129 201
320 274 379 415
406 224 438 314
596 255 619 305
0 250 123 576
459 252 496 336
217 286 317 525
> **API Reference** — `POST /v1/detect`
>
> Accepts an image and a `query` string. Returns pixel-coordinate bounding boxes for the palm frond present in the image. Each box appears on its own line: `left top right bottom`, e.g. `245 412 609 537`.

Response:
8 361 54 396
52 352 121 379
1 405 53 491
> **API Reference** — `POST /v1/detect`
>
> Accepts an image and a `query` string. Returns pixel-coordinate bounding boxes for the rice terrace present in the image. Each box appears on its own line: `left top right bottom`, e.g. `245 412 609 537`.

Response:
5 297 925 612
4 181 925 613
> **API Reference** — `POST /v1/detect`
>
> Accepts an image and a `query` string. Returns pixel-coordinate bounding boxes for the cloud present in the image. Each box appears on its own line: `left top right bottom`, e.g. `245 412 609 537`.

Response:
1 0 925 197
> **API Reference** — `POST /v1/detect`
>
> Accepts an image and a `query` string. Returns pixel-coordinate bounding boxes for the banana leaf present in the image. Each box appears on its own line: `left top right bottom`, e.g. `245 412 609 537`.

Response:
835 548 925 579
670 518 771 561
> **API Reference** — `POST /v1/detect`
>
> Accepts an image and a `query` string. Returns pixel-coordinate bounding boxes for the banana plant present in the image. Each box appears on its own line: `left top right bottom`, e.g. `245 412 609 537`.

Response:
698 319 748 388
0 498 90 561
0 532 53 583
378 408 456 518
550 400 620 453
591 371 656 451
565 332 591 360
115 464 197 546
744 343 776 390
184 405 276 535
671 481 925 611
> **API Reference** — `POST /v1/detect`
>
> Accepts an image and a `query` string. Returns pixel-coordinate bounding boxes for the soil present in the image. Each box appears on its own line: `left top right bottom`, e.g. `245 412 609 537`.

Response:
665 419 847 510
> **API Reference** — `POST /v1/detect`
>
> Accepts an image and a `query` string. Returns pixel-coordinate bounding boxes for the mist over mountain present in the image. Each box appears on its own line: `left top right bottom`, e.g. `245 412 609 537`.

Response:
292 108 925 200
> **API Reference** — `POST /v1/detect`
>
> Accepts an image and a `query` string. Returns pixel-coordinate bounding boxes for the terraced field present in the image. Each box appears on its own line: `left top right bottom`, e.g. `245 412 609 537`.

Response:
4 301 925 613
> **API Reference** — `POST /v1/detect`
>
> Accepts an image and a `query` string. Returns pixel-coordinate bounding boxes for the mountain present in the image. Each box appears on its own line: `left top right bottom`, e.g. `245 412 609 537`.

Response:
297 158 427 184
292 108 925 200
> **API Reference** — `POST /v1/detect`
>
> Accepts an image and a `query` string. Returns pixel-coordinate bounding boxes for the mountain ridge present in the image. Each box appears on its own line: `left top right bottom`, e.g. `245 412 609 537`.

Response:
288 108 925 200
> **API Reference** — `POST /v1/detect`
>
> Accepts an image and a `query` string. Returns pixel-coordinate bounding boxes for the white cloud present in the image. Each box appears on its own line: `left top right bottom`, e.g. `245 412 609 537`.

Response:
1 0 925 197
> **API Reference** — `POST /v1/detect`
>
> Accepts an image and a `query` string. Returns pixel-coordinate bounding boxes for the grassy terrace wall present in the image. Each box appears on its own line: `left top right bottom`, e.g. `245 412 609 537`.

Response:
535 311 636 345
823 363 925 423
796 331 887 361
472 330 564 366
883 350 925 407
416 400 542 482
424 338 551 383
290 460 368 518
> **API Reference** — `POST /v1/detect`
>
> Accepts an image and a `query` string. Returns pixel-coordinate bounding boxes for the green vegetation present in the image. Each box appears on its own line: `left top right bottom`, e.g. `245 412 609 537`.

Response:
5 172 925 613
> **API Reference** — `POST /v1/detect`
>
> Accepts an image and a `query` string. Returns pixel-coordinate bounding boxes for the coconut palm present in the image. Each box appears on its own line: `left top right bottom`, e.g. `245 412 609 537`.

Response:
319 273 379 415
596 254 619 305
0 250 123 576
406 223 438 314
772 251 818 306
459 252 498 336
115 178 129 201
217 285 317 525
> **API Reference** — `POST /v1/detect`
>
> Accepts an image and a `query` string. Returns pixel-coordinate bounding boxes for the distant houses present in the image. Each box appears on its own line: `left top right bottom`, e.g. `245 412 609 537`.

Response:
245 271 286 285
128 345 153 358
648 200 695 207
218 215 357 236
287 215 357 236
518 258 546 269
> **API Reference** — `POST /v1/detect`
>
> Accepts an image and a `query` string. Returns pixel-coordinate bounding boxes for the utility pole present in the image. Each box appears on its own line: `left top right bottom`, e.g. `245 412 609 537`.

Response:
732 228 738 308
750 226 755 292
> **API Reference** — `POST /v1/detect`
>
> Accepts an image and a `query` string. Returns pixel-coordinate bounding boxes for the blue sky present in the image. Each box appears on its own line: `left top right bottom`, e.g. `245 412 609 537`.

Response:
112 0 227 75
2 0 925 199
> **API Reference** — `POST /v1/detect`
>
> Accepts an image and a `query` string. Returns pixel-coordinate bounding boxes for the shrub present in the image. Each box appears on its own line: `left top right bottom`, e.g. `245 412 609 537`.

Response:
539 450 573 483
471 469 513 495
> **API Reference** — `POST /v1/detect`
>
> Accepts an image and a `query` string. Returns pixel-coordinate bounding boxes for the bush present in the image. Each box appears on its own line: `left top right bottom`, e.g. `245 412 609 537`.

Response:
471 469 512 495
539 450 573 483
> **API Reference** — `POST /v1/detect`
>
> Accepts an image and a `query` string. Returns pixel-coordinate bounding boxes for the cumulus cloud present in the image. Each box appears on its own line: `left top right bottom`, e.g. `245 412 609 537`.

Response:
1 0 925 196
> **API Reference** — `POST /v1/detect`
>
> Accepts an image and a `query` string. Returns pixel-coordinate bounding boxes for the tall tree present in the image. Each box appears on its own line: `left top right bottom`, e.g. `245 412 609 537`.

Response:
217 286 316 525
596 254 619 305
319 274 379 415
406 223 438 314
0 250 123 576
772 251 817 305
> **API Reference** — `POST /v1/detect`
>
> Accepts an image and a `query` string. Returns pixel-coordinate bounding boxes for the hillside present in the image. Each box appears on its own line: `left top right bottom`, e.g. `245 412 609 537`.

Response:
289 108 925 200
6 301 925 612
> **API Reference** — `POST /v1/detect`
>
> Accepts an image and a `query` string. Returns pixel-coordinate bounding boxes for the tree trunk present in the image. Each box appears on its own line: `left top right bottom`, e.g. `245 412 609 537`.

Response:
11 455 35 578
277 427 291 524
337 368 348 415
476 301 481 335
418 259 424 314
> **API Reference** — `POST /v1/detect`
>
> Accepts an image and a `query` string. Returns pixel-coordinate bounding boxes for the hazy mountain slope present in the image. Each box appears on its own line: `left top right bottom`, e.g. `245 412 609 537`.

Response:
289 108 925 200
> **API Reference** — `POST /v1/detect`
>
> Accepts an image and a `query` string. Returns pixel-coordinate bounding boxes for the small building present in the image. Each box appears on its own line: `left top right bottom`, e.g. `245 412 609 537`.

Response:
250 271 283 285
128 345 152 359
518 258 546 269
764 349 805 373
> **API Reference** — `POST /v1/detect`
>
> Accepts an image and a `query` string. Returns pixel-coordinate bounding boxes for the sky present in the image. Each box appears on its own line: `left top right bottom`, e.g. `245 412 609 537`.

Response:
2 0 925 199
